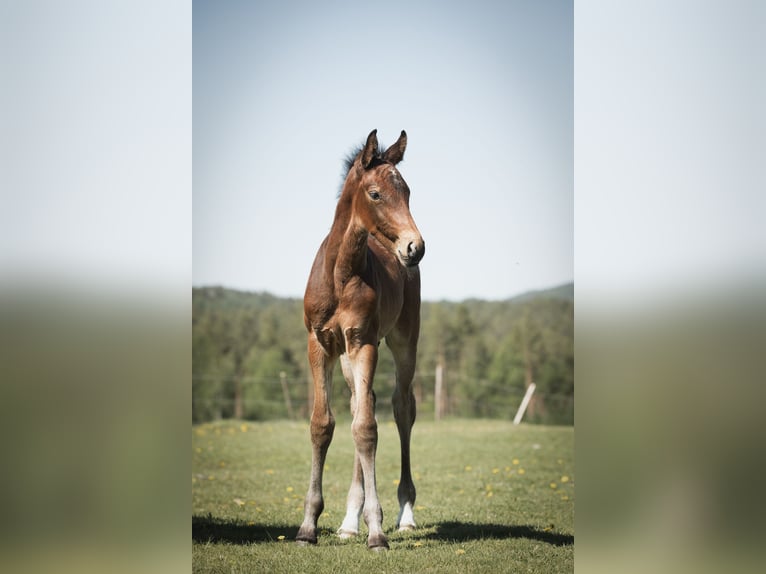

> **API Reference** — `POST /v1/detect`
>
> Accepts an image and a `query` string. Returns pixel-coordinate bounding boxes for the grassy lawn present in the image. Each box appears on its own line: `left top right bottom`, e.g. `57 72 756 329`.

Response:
192 418 574 573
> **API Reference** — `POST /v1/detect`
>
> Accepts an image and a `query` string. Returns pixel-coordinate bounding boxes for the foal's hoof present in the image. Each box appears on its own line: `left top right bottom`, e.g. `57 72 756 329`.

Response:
295 536 317 546
337 528 358 540
295 528 318 546
397 523 416 532
368 534 390 551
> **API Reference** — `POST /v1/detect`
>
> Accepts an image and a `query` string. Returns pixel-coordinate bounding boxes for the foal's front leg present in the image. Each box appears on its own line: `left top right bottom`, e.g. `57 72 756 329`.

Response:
347 340 388 550
338 355 364 539
338 450 364 538
296 335 336 545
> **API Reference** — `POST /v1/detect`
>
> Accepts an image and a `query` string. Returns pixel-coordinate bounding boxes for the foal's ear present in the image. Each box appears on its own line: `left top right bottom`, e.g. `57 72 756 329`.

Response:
383 130 407 165
359 129 379 170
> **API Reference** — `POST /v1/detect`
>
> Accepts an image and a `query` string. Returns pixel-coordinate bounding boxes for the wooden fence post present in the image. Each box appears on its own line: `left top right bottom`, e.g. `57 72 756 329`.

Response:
434 358 444 422
280 371 295 420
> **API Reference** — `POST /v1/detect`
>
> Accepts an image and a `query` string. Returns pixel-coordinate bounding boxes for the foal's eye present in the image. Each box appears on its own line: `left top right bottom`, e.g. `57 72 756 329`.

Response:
368 190 381 201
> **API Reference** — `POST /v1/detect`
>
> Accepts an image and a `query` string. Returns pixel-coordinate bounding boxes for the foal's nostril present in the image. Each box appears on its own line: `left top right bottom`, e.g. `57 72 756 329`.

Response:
404 240 424 265
399 238 424 266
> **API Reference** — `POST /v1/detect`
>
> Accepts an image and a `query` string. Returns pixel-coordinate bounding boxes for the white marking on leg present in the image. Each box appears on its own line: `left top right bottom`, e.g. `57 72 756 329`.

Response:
338 519 359 538
338 454 364 538
397 501 416 531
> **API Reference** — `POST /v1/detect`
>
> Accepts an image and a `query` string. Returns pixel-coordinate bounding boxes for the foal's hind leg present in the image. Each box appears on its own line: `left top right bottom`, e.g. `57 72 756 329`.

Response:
387 332 418 531
296 334 336 545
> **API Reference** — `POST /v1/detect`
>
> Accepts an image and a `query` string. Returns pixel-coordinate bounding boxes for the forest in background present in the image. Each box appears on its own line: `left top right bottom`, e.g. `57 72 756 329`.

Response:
192 283 573 425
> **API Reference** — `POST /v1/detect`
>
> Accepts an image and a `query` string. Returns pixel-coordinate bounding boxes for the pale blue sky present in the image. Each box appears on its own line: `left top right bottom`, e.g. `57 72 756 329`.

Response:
1 1 760 306
193 0 573 300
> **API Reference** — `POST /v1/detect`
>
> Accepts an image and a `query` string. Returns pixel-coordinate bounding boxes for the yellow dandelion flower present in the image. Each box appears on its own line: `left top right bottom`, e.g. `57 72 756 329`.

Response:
277 535 286 541
512 459 520 465
208 476 215 481
505 466 511 472
517 468 525 475
550 483 557 489
415 505 426 510
561 495 569 501
266 469 275 475
195 447 202 454
286 486 294 493
415 472 421 480
283 497 290 503
195 428 206 436
492 468 500 474
543 525 554 532
240 424 248 432
561 475 570 483
455 549 466 555
256 507 263 512
413 541 423 548
393 479 400 485
233 498 245 507
486 491 494 498
485 484 492 491
464 465 472 472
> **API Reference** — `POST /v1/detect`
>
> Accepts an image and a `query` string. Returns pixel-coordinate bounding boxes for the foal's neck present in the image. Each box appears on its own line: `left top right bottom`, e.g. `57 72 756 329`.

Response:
328 184 368 293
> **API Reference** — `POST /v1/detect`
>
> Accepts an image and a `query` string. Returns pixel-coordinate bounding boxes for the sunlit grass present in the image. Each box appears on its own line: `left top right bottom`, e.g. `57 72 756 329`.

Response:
192 419 573 573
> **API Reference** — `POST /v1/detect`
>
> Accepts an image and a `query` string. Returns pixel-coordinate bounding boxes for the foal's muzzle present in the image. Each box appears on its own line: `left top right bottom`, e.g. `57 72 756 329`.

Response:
398 238 425 267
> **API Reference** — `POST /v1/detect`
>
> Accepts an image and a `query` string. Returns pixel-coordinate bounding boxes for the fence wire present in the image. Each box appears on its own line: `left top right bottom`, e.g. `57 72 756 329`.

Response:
192 371 573 425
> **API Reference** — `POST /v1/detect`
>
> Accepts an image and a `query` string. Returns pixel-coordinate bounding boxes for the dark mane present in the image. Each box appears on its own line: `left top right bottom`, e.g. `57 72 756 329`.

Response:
342 140 389 175
338 139 390 194
342 145 367 177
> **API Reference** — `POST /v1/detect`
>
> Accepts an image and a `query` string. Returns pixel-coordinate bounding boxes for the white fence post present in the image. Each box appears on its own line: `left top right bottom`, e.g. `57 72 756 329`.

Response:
513 383 536 425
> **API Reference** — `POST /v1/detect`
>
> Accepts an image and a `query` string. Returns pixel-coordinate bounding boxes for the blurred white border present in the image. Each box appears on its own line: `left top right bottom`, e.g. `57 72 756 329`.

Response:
576 0 765 310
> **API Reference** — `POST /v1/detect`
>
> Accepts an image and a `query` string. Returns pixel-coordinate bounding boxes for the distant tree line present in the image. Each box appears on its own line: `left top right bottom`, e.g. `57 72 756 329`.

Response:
192 284 573 425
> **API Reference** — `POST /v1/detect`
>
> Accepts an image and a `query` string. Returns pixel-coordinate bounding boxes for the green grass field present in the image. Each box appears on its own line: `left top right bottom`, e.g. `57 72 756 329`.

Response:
192 419 574 573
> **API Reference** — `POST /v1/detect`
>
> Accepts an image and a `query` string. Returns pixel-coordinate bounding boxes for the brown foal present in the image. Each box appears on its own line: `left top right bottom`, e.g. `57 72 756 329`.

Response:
296 129 425 550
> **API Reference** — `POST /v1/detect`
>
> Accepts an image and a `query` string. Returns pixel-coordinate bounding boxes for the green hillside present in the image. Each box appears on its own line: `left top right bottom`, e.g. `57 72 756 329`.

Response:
192 284 573 425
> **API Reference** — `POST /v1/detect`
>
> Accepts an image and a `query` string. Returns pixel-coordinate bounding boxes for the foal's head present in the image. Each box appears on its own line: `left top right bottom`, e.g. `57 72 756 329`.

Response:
343 129 425 268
